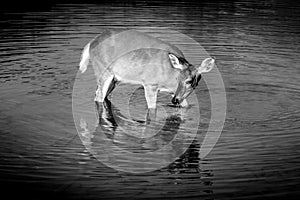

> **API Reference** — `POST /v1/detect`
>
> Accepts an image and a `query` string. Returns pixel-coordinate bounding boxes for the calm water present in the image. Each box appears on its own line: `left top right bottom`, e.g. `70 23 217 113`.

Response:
0 1 299 199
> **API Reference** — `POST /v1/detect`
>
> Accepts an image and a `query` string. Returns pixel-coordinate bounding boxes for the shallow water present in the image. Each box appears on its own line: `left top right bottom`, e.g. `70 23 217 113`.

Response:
0 1 300 199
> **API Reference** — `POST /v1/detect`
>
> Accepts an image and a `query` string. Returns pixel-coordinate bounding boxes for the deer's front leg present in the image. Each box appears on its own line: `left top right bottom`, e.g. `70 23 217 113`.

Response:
143 84 158 109
143 85 158 124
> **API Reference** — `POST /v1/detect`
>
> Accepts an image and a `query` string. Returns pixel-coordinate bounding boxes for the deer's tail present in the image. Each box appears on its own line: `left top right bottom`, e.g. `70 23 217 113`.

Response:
79 43 90 73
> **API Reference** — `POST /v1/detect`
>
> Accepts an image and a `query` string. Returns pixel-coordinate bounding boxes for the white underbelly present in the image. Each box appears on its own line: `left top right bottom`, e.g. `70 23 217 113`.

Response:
159 88 172 92
115 75 174 93
115 75 142 85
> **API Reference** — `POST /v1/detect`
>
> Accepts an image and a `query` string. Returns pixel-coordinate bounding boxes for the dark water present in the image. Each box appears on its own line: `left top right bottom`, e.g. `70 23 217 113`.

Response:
0 1 299 199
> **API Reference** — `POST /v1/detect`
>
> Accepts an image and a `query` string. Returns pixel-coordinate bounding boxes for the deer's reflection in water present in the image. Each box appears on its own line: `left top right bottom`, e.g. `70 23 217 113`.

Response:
77 97 199 173
95 99 185 152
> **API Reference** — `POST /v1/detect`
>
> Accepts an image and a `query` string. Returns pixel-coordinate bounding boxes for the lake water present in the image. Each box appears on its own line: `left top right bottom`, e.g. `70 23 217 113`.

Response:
0 1 299 199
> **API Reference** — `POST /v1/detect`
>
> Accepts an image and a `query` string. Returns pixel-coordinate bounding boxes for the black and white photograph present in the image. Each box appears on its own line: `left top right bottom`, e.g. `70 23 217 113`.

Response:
0 0 299 199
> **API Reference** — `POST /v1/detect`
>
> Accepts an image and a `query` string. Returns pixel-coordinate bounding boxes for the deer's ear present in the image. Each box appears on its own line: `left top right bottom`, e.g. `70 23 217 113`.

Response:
198 57 215 74
169 53 184 70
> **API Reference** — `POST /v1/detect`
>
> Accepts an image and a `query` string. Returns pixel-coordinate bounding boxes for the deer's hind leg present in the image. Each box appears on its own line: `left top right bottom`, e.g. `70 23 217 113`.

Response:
95 74 115 103
104 77 119 100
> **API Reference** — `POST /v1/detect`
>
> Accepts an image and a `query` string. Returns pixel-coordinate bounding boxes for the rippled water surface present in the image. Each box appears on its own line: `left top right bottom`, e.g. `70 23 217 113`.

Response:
0 1 299 199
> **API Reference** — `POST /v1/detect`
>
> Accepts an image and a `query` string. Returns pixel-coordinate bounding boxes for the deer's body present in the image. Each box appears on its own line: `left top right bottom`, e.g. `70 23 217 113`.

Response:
79 29 214 108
